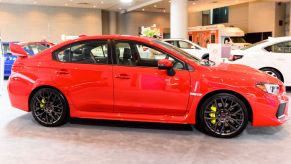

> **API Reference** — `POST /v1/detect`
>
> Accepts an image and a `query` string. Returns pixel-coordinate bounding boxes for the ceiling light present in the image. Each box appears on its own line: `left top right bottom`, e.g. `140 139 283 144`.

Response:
120 0 133 3
142 8 145 11
154 5 157 8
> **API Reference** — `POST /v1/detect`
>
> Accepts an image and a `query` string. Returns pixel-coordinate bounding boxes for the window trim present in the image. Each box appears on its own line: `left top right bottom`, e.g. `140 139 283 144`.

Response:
52 39 112 65
111 39 188 70
264 41 291 53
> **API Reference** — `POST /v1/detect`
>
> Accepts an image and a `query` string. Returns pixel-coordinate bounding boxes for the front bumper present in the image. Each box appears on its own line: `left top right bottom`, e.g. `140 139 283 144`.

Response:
251 92 289 126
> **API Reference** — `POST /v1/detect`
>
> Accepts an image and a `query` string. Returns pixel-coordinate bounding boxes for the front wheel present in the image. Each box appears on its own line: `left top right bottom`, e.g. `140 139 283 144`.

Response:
198 93 249 138
30 88 69 127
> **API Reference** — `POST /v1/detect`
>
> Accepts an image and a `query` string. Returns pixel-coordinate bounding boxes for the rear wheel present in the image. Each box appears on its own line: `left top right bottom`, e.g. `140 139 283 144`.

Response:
198 93 249 138
260 68 283 82
30 88 69 127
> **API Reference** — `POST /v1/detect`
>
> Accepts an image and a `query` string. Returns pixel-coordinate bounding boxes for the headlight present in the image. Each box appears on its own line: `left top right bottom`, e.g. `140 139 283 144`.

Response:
256 83 280 95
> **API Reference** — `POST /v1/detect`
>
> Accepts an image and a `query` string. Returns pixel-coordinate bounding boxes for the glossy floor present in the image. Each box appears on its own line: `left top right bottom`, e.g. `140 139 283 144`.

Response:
0 80 291 164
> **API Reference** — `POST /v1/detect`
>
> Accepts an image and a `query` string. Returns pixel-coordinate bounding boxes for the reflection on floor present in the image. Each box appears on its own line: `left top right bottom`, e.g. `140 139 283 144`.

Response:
0 80 291 164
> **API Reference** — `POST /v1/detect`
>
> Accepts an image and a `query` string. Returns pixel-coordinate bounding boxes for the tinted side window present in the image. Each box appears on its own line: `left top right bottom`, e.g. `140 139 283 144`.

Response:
115 42 134 66
2 44 10 54
54 40 109 64
265 41 291 53
135 43 185 70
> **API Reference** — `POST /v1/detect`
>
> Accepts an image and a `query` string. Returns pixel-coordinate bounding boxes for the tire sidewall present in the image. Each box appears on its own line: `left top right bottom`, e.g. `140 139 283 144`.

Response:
199 93 249 138
30 88 69 127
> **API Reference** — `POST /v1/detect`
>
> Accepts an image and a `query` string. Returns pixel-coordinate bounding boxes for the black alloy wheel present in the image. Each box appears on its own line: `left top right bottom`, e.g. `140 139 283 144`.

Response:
198 93 249 138
30 88 69 127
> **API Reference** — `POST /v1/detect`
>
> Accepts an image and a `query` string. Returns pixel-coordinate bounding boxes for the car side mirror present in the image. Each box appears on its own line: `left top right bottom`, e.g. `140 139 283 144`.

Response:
9 43 28 58
158 59 176 76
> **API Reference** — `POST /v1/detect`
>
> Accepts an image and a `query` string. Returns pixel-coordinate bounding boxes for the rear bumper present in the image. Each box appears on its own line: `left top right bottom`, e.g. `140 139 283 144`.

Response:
251 92 289 126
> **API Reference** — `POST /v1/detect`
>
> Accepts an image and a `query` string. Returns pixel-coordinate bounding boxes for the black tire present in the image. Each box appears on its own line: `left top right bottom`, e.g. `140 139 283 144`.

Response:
198 93 249 138
30 88 69 127
260 68 283 82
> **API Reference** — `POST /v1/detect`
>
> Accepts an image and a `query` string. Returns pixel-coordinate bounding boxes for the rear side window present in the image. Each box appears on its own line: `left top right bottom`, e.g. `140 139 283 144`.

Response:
53 40 109 64
265 41 291 53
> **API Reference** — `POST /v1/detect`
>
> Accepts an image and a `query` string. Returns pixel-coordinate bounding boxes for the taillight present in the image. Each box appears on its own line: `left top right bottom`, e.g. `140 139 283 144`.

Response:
229 55 243 61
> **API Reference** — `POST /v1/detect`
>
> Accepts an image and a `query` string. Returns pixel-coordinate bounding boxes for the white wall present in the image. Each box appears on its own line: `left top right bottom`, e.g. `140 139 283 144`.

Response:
0 4 102 43
248 1 276 34
225 3 249 32
188 12 202 27
118 11 170 36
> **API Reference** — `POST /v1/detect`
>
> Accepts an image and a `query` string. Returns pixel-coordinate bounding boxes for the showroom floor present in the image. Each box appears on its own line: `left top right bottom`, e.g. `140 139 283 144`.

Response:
0 80 291 164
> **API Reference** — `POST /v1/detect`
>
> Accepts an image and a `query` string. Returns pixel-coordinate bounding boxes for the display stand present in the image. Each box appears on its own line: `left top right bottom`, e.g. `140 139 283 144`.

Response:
0 36 4 97
207 44 231 65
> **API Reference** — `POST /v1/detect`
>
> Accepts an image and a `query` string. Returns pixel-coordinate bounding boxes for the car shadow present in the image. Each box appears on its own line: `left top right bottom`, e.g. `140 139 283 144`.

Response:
5 113 289 143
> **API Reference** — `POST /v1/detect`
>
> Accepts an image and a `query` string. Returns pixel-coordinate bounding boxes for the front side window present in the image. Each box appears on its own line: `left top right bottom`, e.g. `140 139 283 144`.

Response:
115 41 185 70
54 40 109 64
265 41 291 53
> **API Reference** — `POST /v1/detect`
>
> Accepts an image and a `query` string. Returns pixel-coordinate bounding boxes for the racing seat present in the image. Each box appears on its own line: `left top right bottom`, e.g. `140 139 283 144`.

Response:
122 48 133 66
81 47 96 64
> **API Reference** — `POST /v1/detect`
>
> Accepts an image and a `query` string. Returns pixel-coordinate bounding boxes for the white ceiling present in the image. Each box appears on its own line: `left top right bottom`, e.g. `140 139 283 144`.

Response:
0 0 289 12
0 0 155 11
136 0 291 13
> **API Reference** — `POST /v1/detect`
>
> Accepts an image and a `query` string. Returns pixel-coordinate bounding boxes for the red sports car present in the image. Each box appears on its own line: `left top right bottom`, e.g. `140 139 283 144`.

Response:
8 35 289 138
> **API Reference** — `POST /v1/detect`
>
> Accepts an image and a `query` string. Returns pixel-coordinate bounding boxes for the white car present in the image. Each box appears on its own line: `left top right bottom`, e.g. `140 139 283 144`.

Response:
229 36 291 86
162 39 209 59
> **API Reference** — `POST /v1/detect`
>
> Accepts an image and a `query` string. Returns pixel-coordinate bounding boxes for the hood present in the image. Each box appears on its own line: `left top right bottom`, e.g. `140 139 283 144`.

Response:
231 49 246 56
202 63 281 86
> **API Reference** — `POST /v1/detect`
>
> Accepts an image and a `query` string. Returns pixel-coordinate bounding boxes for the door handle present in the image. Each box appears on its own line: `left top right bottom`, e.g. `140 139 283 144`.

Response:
114 74 131 79
56 69 69 75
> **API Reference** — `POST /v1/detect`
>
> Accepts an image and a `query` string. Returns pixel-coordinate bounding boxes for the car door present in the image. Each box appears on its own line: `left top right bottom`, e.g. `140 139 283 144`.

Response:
112 40 191 116
51 40 114 113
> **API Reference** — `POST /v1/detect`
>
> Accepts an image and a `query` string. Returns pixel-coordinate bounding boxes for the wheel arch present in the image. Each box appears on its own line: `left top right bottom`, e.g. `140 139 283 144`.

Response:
259 67 284 82
28 85 70 114
196 89 253 123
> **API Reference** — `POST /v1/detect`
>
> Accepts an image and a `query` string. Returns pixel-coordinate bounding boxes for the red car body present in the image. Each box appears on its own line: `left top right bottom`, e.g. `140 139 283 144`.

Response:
7 35 288 132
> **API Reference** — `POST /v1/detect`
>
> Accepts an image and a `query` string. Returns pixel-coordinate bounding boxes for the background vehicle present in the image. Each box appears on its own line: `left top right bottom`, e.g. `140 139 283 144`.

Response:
229 36 291 86
8 35 288 138
162 39 209 59
188 24 251 50
1 42 18 77
2 42 49 76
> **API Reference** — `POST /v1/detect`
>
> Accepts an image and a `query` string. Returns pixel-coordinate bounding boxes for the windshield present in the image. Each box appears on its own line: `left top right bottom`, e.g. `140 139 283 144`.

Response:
230 37 246 43
154 40 201 64
241 40 267 50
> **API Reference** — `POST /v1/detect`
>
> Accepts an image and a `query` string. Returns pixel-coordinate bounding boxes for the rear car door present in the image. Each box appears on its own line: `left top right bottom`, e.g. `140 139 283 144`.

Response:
51 40 114 113
112 40 191 116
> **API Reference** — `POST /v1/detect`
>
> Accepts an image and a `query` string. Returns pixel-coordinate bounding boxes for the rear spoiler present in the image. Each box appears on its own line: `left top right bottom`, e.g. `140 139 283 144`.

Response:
9 43 28 58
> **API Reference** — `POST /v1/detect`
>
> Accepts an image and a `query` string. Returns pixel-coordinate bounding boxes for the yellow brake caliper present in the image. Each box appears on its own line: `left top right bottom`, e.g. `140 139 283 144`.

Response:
40 98 45 110
209 105 217 124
